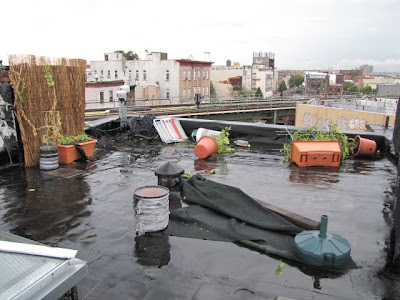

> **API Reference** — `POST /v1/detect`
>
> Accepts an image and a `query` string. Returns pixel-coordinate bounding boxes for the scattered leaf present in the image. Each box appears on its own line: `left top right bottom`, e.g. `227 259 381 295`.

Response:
210 169 216 174
28 188 35 192
276 260 285 278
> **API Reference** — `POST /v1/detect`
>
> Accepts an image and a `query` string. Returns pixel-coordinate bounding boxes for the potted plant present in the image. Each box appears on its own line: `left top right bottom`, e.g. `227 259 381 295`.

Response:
280 124 353 167
57 133 98 164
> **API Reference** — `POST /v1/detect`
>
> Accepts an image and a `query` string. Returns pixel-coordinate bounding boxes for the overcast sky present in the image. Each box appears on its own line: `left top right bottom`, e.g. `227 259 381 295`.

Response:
2 0 400 72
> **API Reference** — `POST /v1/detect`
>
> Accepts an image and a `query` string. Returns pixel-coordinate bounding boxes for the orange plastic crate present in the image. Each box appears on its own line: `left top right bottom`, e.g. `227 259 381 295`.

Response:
291 141 341 167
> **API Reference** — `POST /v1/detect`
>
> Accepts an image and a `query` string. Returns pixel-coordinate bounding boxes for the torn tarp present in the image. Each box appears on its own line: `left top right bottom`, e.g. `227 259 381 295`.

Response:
163 175 356 269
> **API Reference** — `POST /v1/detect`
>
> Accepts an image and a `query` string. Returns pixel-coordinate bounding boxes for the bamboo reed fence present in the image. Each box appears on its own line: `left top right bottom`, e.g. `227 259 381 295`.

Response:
8 54 86 167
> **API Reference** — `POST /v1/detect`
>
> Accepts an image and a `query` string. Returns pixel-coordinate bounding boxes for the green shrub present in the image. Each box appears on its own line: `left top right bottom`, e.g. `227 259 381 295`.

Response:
58 134 90 145
280 124 353 162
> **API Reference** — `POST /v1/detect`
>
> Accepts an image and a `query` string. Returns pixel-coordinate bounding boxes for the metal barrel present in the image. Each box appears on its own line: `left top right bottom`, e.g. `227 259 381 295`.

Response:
133 186 169 235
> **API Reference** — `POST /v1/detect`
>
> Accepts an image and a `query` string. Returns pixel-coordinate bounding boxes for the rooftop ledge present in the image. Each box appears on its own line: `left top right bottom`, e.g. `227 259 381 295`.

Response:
1 118 399 299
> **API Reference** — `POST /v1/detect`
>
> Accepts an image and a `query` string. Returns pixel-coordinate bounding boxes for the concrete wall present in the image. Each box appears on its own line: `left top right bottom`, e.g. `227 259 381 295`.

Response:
295 103 395 131
329 98 398 115
0 81 20 166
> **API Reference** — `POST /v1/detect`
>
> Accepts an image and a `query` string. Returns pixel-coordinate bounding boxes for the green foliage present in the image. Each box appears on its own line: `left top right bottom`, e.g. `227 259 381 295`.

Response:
255 87 264 98
276 260 285 278
58 134 90 145
348 70 358 77
280 124 353 163
231 85 253 98
289 75 304 88
360 85 373 94
183 172 194 179
210 81 217 98
18 92 24 103
215 127 236 154
44 65 55 88
114 50 139 59
278 81 287 93
343 82 359 92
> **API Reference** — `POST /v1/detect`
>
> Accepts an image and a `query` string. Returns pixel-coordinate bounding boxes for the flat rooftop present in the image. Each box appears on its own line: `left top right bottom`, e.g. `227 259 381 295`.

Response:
0 127 399 299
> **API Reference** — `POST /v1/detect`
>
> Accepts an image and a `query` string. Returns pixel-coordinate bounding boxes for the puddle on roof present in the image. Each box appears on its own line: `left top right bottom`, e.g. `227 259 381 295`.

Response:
0 143 399 299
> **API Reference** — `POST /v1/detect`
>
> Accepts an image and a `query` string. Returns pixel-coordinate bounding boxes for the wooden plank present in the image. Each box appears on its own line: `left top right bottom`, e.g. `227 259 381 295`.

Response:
255 199 320 230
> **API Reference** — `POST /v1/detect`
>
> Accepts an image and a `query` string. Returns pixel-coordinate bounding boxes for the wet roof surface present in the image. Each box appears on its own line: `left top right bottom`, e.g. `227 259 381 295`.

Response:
0 141 399 299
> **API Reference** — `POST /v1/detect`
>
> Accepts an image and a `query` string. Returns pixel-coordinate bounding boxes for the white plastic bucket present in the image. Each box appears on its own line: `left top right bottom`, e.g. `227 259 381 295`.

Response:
195 128 221 142
134 186 169 235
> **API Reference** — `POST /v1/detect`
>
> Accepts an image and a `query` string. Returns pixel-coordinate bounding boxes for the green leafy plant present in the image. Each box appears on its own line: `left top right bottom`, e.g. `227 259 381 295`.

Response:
280 124 353 162
215 127 236 154
183 172 194 179
58 133 90 145
275 260 285 278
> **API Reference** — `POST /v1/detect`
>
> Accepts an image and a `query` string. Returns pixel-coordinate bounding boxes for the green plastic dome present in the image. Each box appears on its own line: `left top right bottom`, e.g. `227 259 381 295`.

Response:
293 215 351 267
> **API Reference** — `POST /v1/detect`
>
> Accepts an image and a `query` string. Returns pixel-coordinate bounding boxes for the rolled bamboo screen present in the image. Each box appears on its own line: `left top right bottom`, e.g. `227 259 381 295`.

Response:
8 55 87 167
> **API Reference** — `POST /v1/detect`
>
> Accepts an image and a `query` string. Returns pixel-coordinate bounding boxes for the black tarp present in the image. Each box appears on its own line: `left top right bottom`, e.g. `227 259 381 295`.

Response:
164 175 356 268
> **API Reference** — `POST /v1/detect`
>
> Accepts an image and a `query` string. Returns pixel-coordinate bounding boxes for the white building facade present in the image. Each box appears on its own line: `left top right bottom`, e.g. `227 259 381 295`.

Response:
87 52 212 105
210 52 276 99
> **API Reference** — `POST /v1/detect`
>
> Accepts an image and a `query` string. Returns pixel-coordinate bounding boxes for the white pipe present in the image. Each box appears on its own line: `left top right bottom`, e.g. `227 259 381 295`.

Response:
0 241 77 259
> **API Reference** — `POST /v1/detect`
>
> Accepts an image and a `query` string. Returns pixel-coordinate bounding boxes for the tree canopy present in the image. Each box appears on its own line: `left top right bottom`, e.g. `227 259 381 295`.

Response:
255 87 264 99
114 50 139 60
278 81 287 93
230 85 253 98
289 75 304 88
343 82 373 94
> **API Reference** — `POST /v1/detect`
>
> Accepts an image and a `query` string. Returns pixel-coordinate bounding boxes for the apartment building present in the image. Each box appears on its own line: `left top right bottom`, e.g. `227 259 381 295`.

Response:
87 52 212 105
210 51 276 99
250 52 275 97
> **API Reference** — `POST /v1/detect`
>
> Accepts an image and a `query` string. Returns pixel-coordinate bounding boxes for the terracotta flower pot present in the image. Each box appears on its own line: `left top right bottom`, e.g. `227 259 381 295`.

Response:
58 138 98 164
352 135 377 157
194 136 218 159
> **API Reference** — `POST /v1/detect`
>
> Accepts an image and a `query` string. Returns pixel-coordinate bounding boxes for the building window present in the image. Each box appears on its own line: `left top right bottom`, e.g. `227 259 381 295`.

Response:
129 70 132 79
188 71 191 80
105 55 108 61
166 90 170 99
115 70 118 79
188 89 191 99
135 70 139 80
107 70 110 79
143 70 147 81
183 89 186 100
101 70 104 76
202 87 205 96
109 91 113 102
100 91 104 104
193 70 197 80
198 71 201 79
203 70 205 80
166 70 169 81
206 87 209 95
183 70 187 80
